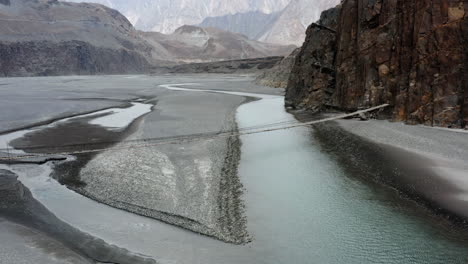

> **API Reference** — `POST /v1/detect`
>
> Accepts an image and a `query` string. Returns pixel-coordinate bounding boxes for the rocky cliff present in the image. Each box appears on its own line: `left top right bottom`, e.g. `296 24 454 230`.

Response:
286 7 340 109
286 0 467 128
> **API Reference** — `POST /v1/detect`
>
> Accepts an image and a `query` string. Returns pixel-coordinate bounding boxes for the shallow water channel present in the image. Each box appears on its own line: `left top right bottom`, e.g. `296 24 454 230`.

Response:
237 94 468 264
4 84 468 264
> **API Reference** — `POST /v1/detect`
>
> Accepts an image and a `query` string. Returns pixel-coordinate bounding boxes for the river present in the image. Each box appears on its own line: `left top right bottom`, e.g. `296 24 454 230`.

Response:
237 94 468 264
2 79 468 264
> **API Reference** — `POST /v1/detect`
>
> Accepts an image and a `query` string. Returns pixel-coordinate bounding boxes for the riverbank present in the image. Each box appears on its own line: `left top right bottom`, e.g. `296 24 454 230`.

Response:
0 169 157 264
310 117 468 229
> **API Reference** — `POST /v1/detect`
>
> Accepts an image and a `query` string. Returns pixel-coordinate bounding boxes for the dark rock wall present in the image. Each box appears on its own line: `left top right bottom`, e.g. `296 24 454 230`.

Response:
286 7 341 111
463 14 468 127
0 41 151 77
286 0 467 128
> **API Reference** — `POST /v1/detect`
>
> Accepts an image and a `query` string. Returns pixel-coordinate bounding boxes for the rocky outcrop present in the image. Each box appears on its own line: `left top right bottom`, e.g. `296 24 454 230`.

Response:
286 0 467 128
255 48 300 88
286 7 340 110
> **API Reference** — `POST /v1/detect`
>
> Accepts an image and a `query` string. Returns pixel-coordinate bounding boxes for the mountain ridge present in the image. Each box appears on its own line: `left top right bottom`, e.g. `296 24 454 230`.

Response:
0 0 160 76
63 0 340 46
0 0 295 76
64 0 290 34
143 25 296 63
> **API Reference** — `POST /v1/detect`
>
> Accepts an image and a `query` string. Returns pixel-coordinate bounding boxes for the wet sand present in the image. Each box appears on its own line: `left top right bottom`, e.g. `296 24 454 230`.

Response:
0 219 93 264
11 108 152 186
0 169 157 264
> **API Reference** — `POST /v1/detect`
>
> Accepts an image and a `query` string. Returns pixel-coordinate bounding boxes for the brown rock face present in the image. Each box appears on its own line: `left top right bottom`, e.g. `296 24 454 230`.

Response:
463 12 468 128
286 0 467 128
285 7 341 111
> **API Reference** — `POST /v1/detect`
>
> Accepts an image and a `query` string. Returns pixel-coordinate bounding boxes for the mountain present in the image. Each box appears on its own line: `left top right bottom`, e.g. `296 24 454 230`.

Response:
258 0 341 46
286 0 467 128
198 11 279 40
0 0 295 76
64 0 290 34
0 0 168 76
63 0 341 46
143 25 296 63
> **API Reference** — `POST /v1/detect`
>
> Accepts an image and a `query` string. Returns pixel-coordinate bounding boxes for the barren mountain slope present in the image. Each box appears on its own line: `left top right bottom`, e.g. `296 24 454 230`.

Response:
142 25 296 63
0 0 170 76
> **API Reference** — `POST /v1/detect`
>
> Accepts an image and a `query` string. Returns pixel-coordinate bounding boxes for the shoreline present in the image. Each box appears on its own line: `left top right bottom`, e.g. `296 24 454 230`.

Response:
306 117 468 235
0 169 157 264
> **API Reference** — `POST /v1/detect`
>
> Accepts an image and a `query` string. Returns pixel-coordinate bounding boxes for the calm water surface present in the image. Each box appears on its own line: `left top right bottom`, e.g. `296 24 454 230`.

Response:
237 95 468 264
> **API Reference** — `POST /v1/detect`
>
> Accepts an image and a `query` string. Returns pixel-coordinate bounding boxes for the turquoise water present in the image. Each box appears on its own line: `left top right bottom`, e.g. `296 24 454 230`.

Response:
237 96 468 264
